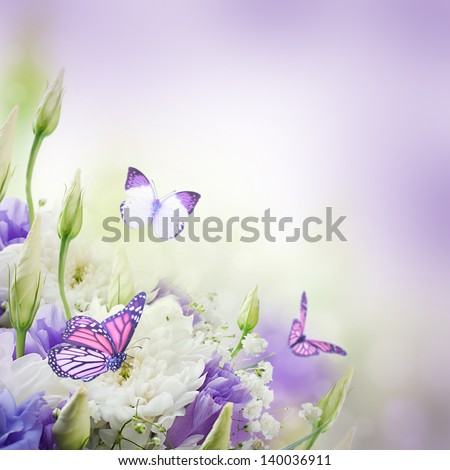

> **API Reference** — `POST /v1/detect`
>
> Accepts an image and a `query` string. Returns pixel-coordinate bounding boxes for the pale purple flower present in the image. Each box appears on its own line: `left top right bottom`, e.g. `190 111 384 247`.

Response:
166 354 251 448
154 281 192 314
0 388 56 450
0 198 29 250
0 304 66 359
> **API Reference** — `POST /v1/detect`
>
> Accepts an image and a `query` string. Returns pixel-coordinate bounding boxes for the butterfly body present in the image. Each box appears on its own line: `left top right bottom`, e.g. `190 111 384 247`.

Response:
121 167 201 240
288 292 347 358
290 334 306 347
48 292 146 381
106 353 127 372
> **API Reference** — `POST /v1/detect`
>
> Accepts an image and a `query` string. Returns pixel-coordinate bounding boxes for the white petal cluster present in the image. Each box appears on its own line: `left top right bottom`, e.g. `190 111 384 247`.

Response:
259 412 281 440
241 332 268 355
191 292 234 363
84 295 213 448
237 360 280 443
0 329 74 406
299 402 323 425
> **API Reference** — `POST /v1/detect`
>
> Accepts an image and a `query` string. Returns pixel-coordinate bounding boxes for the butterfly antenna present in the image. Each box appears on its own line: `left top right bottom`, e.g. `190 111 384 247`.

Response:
129 337 150 348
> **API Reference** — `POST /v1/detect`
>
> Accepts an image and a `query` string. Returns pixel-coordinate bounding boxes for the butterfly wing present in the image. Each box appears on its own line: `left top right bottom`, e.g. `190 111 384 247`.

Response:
288 292 308 346
152 191 201 239
101 292 146 353
291 340 320 357
48 345 109 382
299 291 308 334
121 167 157 229
307 339 347 356
63 316 115 356
288 319 303 347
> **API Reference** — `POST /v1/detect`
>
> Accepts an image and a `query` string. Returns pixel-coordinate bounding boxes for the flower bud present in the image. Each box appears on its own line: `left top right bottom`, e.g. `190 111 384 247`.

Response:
33 69 64 137
58 169 83 240
200 403 233 450
53 387 90 450
9 215 43 331
108 246 135 310
0 106 18 202
237 286 259 333
134 422 147 434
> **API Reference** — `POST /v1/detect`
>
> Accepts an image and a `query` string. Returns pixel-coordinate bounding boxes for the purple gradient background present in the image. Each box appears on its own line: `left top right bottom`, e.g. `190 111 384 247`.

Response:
1 0 450 449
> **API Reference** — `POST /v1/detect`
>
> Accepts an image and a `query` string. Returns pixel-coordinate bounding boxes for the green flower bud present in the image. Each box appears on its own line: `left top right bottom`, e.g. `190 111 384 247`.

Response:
134 422 147 434
33 69 64 137
108 246 135 310
53 387 90 450
200 403 233 450
9 215 43 331
237 286 259 333
0 106 18 202
58 169 83 240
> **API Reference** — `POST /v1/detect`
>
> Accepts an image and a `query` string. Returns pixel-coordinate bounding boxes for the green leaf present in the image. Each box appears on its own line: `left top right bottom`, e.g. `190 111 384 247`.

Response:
282 418 332 450
301 367 354 450
200 403 233 450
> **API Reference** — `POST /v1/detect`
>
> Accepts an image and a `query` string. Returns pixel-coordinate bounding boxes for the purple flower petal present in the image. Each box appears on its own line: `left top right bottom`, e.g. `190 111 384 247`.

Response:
0 198 29 251
167 354 251 448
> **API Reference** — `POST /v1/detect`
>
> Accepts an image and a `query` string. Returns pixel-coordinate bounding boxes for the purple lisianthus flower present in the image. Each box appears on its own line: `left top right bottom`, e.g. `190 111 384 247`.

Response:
0 198 29 251
26 304 66 358
166 354 251 449
0 304 66 359
0 388 56 450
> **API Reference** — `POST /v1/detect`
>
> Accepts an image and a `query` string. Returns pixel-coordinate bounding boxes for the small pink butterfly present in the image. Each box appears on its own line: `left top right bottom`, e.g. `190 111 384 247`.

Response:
288 292 347 357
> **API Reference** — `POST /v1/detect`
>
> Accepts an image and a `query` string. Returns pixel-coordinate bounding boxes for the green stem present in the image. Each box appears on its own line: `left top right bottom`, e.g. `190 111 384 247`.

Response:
230 330 247 359
58 236 72 320
16 329 27 358
25 133 45 225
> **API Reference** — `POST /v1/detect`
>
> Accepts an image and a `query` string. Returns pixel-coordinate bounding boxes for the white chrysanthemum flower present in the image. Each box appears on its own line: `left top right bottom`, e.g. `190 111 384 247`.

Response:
242 333 268 356
299 402 323 425
84 295 213 448
259 412 281 440
40 211 111 312
0 329 74 406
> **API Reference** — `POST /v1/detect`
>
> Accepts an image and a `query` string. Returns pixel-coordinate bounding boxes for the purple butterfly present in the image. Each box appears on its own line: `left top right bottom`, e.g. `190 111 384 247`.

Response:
120 167 201 240
48 292 146 382
288 292 347 357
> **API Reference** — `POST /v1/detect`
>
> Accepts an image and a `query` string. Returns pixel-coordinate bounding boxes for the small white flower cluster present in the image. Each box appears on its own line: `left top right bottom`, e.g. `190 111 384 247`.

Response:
190 292 235 363
242 333 268 356
237 359 280 443
299 402 323 425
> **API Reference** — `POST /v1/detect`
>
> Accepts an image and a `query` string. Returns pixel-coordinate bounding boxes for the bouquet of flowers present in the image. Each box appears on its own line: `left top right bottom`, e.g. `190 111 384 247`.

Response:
0 71 353 451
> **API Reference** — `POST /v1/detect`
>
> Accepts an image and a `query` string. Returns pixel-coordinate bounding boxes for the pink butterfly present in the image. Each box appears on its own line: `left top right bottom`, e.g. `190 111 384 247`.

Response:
120 167 201 240
288 292 347 357
48 292 146 381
